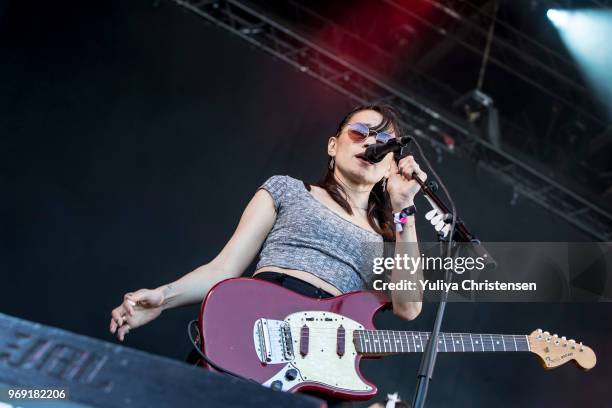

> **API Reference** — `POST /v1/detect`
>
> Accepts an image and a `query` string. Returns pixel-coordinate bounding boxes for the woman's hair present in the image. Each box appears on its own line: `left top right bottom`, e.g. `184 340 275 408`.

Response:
307 104 403 241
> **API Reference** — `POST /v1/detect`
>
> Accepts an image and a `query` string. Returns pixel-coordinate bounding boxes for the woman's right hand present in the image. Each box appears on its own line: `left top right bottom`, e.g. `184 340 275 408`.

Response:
109 288 165 342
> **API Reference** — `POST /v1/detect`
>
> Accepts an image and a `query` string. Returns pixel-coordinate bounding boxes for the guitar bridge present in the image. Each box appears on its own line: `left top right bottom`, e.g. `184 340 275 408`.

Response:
253 318 294 364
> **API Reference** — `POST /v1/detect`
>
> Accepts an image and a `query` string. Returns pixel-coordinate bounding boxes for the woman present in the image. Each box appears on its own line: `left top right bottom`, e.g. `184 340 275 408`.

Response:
109 104 426 401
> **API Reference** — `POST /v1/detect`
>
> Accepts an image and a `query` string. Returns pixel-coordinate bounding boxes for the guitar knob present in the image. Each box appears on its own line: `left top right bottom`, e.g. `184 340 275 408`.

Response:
285 369 298 381
270 380 283 391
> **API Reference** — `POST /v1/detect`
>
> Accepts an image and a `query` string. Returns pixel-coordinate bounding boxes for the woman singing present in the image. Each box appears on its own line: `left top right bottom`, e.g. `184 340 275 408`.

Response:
109 104 426 404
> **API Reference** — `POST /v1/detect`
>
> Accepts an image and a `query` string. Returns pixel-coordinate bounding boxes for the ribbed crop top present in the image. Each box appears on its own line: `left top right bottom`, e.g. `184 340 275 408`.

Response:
255 175 384 293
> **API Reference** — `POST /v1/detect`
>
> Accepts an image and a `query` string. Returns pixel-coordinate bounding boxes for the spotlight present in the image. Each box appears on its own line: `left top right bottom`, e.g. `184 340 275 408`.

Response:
547 9 612 118
547 9 570 28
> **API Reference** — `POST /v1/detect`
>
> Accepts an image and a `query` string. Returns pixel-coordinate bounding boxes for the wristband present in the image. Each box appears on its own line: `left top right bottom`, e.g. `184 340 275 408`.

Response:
393 204 417 232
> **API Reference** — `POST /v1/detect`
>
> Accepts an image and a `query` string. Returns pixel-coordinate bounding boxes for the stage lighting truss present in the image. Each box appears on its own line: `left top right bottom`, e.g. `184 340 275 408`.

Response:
172 0 612 241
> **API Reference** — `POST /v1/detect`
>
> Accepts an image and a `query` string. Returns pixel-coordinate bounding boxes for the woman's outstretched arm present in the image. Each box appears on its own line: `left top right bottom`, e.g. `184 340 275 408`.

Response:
109 189 276 341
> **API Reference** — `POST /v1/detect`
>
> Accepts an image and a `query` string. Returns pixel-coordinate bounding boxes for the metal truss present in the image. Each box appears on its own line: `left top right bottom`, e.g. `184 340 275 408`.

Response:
171 0 612 241
387 0 605 128
253 0 596 158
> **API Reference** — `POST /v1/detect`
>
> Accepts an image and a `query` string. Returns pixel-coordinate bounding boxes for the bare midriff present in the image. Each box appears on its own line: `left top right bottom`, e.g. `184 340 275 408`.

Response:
253 266 343 296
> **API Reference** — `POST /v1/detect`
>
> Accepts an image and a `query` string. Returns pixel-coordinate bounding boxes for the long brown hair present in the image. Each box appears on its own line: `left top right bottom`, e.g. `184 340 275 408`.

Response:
306 105 402 241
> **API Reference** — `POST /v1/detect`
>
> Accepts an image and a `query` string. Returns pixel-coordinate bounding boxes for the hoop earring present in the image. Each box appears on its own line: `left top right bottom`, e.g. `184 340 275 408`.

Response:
329 157 335 170
382 177 387 192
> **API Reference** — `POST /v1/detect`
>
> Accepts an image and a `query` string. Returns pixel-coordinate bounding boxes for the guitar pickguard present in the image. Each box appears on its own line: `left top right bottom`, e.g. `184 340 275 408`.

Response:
255 311 373 393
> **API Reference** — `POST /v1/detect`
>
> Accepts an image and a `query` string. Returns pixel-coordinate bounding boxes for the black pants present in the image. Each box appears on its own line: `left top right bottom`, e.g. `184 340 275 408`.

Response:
254 271 334 298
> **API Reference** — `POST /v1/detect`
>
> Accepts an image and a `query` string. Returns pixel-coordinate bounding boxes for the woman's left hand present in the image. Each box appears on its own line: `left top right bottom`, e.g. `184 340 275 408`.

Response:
386 155 427 212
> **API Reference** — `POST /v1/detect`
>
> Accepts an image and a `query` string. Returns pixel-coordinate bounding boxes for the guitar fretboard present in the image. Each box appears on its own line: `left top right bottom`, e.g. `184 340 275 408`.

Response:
353 330 530 355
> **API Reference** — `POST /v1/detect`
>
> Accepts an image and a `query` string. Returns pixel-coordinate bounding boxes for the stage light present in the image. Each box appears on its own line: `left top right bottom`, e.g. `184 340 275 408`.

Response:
547 9 570 28
548 9 612 118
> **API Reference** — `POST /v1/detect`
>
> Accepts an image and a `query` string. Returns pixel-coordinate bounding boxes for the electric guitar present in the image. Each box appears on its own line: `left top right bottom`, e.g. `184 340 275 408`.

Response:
197 278 596 401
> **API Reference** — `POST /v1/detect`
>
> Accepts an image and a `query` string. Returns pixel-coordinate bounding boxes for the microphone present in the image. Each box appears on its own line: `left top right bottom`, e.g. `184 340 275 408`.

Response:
363 135 412 164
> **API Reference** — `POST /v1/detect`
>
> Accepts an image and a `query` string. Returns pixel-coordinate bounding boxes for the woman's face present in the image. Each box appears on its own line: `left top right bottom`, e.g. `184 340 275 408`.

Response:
329 109 395 185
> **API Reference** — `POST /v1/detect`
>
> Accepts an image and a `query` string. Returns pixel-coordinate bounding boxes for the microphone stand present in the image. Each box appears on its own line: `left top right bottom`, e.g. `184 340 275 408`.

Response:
389 139 489 408
411 174 485 408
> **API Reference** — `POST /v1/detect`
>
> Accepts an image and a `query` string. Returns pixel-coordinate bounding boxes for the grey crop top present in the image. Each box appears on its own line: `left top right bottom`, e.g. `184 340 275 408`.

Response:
256 175 384 293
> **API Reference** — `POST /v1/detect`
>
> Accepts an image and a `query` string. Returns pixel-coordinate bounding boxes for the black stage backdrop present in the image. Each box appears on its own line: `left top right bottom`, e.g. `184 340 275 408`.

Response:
1 1 610 406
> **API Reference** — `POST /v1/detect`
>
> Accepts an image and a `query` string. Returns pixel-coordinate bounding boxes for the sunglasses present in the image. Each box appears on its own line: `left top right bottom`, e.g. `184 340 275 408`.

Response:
347 122 394 144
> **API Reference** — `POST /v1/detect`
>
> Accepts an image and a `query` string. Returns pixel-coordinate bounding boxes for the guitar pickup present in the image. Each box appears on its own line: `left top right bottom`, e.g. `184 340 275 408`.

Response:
337 325 346 357
300 325 309 356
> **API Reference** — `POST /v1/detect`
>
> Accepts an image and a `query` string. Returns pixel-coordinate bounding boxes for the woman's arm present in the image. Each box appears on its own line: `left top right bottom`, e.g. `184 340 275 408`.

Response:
110 188 277 341
389 213 423 320
157 189 277 309
386 155 426 321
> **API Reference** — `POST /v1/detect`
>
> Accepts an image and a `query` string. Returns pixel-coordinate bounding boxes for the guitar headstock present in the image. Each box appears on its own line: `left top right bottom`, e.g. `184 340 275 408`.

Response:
528 329 596 371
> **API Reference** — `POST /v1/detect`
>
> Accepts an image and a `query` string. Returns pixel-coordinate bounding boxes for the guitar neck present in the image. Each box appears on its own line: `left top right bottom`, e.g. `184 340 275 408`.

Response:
354 330 530 356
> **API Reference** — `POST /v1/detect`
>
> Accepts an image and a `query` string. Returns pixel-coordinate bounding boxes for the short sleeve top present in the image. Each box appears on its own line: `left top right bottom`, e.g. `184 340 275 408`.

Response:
256 175 384 293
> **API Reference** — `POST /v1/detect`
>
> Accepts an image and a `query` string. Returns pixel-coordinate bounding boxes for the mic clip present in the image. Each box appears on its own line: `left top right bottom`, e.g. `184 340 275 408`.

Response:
393 138 413 162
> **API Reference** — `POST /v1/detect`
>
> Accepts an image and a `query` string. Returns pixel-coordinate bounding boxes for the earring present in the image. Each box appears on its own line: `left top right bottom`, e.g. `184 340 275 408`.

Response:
382 177 387 192
329 157 335 170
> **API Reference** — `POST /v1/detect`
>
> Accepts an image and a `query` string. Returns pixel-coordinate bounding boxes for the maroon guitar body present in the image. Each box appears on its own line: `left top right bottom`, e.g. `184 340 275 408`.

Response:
197 278 596 401
198 277 388 400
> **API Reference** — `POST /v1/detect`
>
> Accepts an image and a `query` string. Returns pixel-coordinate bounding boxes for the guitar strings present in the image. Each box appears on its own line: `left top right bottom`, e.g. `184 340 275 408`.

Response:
281 326 531 339
268 328 530 345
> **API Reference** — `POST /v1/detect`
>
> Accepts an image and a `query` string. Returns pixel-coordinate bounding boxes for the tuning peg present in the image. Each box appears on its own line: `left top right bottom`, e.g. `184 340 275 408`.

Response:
579 341 584 352
569 339 576 349
561 336 566 341
553 334 558 337
543 331 550 336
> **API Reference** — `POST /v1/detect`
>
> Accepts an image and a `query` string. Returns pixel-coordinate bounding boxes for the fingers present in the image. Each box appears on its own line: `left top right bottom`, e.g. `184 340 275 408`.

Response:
124 294 137 316
110 308 125 333
110 297 134 335
397 155 427 181
110 306 132 341
117 322 131 342
110 289 155 340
